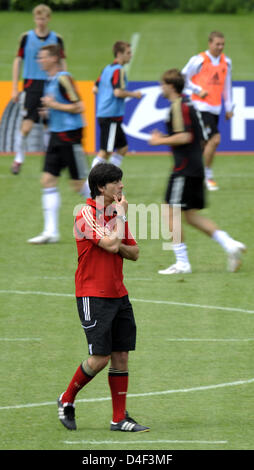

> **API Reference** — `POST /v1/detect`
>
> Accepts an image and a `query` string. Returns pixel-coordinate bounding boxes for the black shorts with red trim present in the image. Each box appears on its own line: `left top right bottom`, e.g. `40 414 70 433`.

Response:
201 112 219 139
76 295 136 356
43 130 88 180
165 174 205 211
98 117 127 152
22 79 45 123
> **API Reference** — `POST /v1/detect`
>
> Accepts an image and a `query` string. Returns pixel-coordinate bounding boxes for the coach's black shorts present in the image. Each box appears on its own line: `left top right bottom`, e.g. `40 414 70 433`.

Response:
76 295 136 356
165 174 205 211
201 112 219 139
43 130 88 180
98 117 127 152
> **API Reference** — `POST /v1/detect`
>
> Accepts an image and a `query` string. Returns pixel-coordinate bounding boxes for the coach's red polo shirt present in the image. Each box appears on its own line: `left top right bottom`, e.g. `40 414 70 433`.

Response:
74 198 137 298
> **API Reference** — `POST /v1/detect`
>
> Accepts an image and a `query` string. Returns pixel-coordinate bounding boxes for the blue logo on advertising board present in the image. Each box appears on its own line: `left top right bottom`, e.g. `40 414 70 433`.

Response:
96 81 254 153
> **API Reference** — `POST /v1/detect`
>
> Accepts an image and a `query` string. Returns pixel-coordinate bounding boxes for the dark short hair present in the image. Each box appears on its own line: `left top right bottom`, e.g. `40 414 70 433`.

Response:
40 44 62 62
89 163 123 198
113 41 130 57
161 69 185 94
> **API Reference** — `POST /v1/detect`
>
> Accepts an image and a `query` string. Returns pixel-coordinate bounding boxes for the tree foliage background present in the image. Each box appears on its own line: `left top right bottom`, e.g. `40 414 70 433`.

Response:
0 0 253 13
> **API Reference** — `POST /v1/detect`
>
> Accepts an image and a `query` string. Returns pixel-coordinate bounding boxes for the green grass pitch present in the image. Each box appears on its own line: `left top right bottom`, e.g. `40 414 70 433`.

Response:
0 10 254 451
1 10 254 80
0 153 254 450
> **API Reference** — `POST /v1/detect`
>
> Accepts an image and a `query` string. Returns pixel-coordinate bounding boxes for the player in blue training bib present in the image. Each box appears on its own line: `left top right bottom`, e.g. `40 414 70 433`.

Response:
11 4 66 175
81 41 142 198
27 44 89 246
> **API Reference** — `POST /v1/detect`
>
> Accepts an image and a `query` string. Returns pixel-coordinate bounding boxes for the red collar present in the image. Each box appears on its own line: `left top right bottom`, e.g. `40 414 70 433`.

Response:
86 198 117 217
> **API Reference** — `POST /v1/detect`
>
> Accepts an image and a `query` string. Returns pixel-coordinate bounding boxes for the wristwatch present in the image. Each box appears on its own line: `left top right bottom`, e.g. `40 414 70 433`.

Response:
116 215 127 223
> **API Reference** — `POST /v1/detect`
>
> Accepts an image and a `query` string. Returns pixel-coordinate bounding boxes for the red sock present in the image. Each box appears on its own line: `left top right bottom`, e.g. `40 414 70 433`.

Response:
62 363 94 404
108 368 128 423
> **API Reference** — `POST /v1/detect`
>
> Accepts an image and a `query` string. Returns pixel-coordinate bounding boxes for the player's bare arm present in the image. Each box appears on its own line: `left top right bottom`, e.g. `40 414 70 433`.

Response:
198 89 208 98
60 58 67 71
118 243 139 261
225 111 233 120
98 194 128 253
38 106 48 120
98 224 124 253
149 130 192 146
114 89 142 99
41 95 84 114
12 56 22 102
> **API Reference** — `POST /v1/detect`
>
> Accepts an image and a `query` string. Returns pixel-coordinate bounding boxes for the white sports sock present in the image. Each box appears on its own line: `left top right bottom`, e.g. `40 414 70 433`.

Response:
205 167 213 180
109 152 124 167
212 230 235 253
42 187 60 236
80 179 91 199
91 155 106 168
79 157 106 199
43 128 50 150
172 243 190 265
79 156 106 199
14 132 27 164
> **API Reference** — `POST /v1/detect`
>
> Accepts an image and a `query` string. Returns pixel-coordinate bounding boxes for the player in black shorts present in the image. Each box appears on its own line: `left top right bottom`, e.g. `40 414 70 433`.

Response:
200 111 219 139
76 296 136 356
43 128 86 180
27 45 88 245
98 116 128 156
11 4 66 174
93 41 142 168
57 163 149 432
81 41 142 197
149 69 245 274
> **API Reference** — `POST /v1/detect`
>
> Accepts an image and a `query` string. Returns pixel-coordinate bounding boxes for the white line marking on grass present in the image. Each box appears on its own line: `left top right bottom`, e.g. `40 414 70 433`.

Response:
166 338 254 342
39 276 152 282
0 396 111 411
0 338 41 342
1 289 254 315
63 439 228 446
36 276 72 280
0 289 74 298
0 175 16 178
131 298 254 315
1 377 254 412
125 32 140 75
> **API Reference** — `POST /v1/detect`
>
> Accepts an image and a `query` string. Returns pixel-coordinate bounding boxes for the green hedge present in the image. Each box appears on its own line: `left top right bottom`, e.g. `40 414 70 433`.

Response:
179 0 254 13
6 0 254 12
121 0 179 11
0 0 9 8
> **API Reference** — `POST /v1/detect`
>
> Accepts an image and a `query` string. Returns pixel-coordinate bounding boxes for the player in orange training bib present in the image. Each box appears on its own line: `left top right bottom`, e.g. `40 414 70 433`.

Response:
182 31 234 191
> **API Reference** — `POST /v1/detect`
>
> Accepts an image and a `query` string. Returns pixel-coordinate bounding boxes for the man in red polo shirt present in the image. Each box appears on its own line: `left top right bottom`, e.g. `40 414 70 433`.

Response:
57 163 149 433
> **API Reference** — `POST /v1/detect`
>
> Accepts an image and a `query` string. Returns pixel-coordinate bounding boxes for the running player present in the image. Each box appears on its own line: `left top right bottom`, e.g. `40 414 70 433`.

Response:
182 31 234 191
149 69 245 274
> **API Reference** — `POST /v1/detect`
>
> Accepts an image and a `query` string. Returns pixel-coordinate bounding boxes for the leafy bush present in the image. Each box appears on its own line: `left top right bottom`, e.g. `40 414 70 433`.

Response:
10 0 80 10
0 0 9 9
6 0 254 12
121 0 178 12
179 0 254 12
208 0 239 13
179 0 207 12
